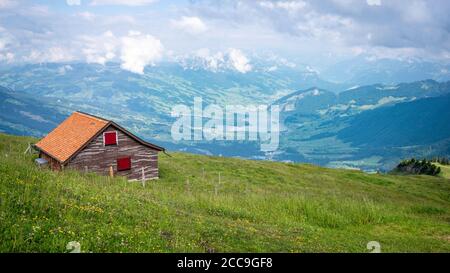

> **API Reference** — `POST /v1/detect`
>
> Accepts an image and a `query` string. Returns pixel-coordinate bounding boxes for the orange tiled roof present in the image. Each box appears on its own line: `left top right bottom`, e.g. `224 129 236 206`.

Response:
35 112 109 163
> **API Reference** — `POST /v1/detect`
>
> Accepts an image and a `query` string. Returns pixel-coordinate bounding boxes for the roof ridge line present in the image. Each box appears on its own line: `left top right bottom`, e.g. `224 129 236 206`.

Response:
75 111 110 123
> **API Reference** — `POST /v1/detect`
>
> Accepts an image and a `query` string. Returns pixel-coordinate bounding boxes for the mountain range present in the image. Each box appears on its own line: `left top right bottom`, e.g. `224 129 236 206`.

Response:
1 61 449 171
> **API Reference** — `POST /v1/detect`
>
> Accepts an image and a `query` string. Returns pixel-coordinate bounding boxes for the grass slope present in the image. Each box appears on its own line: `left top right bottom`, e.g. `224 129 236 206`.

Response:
0 133 449 253
435 163 450 179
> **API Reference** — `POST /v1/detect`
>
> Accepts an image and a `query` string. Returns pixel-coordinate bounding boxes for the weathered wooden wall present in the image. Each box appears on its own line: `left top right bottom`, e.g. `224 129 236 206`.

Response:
40 152 62 171
66 125 159 180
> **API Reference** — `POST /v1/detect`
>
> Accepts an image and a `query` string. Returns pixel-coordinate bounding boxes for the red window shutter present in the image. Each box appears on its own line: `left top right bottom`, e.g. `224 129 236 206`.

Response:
104 131 117 145
117 157 131 171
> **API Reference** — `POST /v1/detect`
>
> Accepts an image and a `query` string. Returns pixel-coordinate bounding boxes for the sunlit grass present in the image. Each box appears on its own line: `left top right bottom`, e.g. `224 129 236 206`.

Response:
0 133 449 253
434 163 450 179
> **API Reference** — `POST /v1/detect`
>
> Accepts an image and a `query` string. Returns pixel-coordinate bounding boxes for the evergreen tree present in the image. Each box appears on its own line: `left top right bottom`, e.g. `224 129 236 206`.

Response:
394 158 441 176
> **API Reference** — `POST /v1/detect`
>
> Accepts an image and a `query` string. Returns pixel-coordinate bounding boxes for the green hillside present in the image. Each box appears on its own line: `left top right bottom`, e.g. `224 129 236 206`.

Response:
435 163 450 179
0 133 449 253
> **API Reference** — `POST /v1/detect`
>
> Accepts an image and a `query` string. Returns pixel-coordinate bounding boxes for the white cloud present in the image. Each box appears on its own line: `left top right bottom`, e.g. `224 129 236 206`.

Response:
174 48 252 73
366 0 381 6
0 26 15 62
46 47 73 62
5 52 13 62
90 0 156 6
260 1 306 12
58 64 73 75
66 0 81 6
1 0 449 66
0 52 14 63
79 30 164 73
81 30 118 65
264 53 297 68
0 0 17 9
128 30 141 36
228 48 252 73
25 47 74 63
77 11 95 21
403 1 430 23
24 5 50 16
120 31 164 74
174 48 224 72
171 16 208 34
194 48 225 71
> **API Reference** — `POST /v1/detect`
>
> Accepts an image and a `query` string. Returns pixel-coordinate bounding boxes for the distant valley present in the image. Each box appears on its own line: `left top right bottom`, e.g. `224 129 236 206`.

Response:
1 62 450 172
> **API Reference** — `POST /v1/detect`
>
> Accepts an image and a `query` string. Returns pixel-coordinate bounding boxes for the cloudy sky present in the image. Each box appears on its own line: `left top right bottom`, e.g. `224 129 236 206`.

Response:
1 0 450 73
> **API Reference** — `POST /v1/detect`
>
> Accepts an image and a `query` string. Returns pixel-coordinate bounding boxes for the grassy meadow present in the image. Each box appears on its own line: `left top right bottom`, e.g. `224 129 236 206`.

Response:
0 133 449 253
435 163 450 179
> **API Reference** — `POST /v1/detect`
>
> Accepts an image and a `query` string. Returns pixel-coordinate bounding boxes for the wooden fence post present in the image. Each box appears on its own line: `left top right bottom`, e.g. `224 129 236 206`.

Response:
24 143 31 154
109 166 114 178
141 167 146 187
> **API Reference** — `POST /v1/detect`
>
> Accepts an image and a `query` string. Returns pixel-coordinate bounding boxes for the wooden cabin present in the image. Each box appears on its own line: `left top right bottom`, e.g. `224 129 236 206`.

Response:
34 111 164 181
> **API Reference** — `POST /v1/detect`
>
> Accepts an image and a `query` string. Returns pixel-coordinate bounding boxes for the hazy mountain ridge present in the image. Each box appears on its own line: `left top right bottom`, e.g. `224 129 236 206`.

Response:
269 80 450 170
337 94 450 147
321 56 450 86
0 86 65 137
1 62 450 171
275 79 450 114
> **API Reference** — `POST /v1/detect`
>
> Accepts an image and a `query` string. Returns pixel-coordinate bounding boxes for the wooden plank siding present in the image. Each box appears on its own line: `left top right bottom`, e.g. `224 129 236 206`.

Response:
65 125 159 180
40 152 62 171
